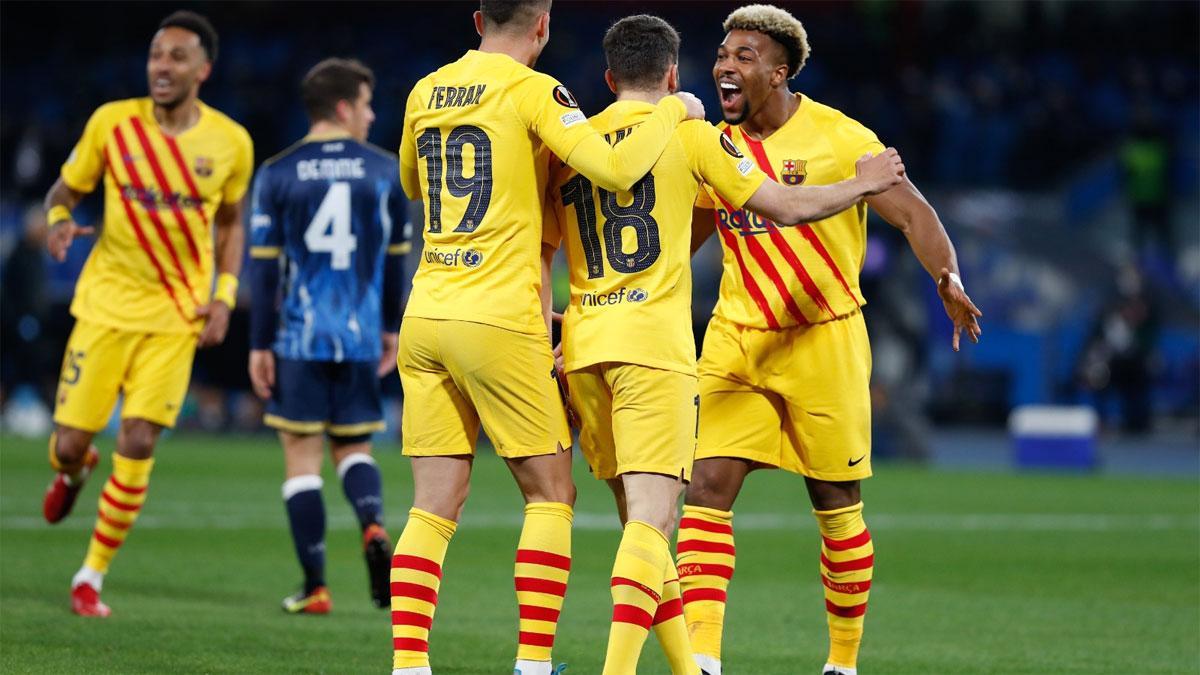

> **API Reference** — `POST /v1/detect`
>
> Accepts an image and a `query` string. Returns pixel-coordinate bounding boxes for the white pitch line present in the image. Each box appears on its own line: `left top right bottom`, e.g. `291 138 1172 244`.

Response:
2 512 1196 532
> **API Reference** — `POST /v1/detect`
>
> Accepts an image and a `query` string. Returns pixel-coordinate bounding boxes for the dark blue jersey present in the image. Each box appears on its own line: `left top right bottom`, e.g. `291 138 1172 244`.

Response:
248 135 409 362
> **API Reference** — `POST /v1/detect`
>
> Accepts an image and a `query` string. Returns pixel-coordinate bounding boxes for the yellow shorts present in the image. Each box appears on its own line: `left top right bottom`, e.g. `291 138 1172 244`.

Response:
398 317 570 458
696 310 872 481
567 362 698 481
54 319 197 432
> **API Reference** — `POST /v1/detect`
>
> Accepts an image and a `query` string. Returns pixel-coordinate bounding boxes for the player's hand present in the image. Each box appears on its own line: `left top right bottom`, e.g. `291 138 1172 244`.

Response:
671 91 706 121
937 268 983 352
196 301 231 348
248 349 275 400
377 331 399 378
46 219 95 262
855 148 905 195
552 342 580 429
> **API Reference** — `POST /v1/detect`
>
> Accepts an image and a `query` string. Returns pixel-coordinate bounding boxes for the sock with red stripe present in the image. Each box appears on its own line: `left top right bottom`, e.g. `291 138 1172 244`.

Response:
675 505 735 664
652 559 700 674
814 502 873 670
80 453 153 582
283 475 326 593
513 502 573 668
391 508 456 670
604 520 669 675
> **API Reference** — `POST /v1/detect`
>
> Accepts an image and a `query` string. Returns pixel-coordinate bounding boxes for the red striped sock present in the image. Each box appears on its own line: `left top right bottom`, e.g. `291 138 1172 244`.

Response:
391 508 456 670
514 502 572 662
676 505 735 662
603 520 668 675
815 502 873 669
652 559 699 674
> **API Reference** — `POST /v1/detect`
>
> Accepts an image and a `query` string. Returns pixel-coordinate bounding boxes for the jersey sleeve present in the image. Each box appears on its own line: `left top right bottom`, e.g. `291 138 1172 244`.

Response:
398 86 422 201
222 125 255 205
247 165 283 259
832 116 886 179
60 105 111 193
682 122 767 210
512 73 687 193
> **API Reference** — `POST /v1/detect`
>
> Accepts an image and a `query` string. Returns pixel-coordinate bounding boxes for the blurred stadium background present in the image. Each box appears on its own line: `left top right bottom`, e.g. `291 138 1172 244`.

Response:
1 1 1197 673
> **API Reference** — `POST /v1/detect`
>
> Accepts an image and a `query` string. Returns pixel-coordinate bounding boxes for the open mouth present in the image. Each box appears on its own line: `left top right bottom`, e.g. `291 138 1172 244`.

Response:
719 81 744 112
151 77 174 97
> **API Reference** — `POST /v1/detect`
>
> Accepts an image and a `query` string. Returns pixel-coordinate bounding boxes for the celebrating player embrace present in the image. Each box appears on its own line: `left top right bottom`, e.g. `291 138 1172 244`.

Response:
545 14 904 675
39 10 252 618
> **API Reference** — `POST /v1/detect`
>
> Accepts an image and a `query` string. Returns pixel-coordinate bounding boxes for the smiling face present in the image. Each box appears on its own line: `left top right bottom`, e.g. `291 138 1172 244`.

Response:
146 26 211 109
713 29 791 125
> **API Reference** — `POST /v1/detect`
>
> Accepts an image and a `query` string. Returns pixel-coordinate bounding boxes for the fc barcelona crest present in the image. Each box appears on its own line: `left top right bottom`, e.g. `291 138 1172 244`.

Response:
194 156 214 178
781 159 806 185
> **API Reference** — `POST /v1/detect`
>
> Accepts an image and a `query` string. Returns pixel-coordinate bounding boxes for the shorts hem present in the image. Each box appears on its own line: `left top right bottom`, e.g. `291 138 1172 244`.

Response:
120 410 180 429
601 462 692 482
494 439 571 459
327 420 385 436
263 414 325 434
803 467 873 481
52 414 108 434
695 447 783 468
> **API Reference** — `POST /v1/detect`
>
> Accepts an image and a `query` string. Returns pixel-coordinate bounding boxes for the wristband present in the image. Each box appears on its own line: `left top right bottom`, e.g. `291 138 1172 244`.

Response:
47 205 72 227
947 272 964 292
214 272 239 309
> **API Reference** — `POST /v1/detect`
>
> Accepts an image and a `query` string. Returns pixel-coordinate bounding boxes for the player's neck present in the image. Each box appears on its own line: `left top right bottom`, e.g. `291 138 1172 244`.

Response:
615 89 666 106
478 34 539 68
152 95 201 136
308 120 352 139
740 89 800 140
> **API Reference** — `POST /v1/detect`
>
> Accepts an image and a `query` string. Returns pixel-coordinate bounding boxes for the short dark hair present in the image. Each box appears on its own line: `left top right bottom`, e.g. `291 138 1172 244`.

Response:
479 0 551 31
159 10 218 63
301 58 375 123
603 15 681 91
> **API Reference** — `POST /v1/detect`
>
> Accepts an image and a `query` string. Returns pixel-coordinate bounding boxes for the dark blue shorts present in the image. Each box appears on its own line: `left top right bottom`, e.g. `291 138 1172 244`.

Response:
264 359 384 439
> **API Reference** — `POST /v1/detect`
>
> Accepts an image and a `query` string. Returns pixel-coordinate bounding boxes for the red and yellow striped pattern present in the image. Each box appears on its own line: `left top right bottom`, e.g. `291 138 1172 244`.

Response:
698 94 885 331
815 502 874 669
604 521 669 675
652 560 699 675
391 508 457 670
60 98 252 334
83 454 153 573
675 505 736 660
513 502 573 661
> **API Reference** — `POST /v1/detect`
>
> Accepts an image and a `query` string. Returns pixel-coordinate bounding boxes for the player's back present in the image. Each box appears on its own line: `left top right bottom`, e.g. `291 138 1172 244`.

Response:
400 50 588 335
549 102 762 375
251 136 404 362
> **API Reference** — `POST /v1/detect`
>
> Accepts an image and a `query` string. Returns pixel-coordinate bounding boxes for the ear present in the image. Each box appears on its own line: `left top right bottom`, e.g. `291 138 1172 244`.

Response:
473 10 485 38
535 12 550 41
197 61 213 84
335 99 352 125
769 63 789 89
604 69 618 95
666 63 679 93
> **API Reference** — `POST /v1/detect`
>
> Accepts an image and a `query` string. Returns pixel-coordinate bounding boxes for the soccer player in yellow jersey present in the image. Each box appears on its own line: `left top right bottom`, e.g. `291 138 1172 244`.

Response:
544 15 905 675
390 2 705 674
39 11 253 618
674 6 984 675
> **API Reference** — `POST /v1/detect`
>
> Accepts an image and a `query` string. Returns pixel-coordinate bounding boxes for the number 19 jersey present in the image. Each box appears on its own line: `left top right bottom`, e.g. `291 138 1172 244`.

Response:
545 101 767 375
400 50 680 335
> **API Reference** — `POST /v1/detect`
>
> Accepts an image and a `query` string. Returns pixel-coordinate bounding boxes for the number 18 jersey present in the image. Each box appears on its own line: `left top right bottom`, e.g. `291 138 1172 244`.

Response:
249 134 408 362
545 101 767 375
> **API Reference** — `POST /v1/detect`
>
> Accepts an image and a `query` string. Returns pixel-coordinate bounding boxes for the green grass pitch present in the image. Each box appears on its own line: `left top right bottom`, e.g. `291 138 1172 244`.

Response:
1 433 1197 673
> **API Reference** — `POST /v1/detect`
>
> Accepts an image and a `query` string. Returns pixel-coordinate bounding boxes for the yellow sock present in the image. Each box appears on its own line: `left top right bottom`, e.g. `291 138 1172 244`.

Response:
391 508 457 670
604 520 668 675
82 454 153 574
514 502 573 662
814 502 873 669
653 559 700 674
676 505 735 661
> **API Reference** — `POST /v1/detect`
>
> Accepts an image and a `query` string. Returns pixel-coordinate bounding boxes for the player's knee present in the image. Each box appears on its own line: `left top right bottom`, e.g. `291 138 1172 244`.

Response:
684 471 736 511
52 429 91 469
118 420 160 460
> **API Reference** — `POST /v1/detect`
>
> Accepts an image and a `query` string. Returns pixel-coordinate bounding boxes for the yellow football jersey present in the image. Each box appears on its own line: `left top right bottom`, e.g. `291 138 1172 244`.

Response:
547 101 767 375
399 50 686 335
61 98 253 334
697 93 884 329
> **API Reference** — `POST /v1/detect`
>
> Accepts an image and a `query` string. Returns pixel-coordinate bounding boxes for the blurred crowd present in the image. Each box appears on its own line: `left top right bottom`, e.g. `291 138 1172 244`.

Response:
1 1 1197 449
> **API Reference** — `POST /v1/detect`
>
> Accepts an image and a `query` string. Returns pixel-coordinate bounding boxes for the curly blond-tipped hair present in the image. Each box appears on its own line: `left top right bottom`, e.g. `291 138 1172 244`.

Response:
723 4 810 78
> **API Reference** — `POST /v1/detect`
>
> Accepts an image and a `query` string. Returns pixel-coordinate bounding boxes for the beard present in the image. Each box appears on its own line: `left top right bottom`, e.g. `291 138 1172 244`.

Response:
723 100 751 126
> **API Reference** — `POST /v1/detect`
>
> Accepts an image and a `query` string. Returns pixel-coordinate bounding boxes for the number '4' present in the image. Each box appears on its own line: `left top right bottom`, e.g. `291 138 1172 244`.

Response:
305 181 356 270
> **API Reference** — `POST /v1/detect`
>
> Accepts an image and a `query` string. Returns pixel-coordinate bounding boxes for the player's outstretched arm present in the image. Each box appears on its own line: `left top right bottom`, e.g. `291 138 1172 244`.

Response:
43 177 94 262
743 148 905 226
866 177 982 351
197 198 245 348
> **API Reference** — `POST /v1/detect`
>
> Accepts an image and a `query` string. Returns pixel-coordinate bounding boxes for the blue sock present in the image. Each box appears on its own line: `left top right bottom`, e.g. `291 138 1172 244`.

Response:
337 453 383 530
282 475 326 593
